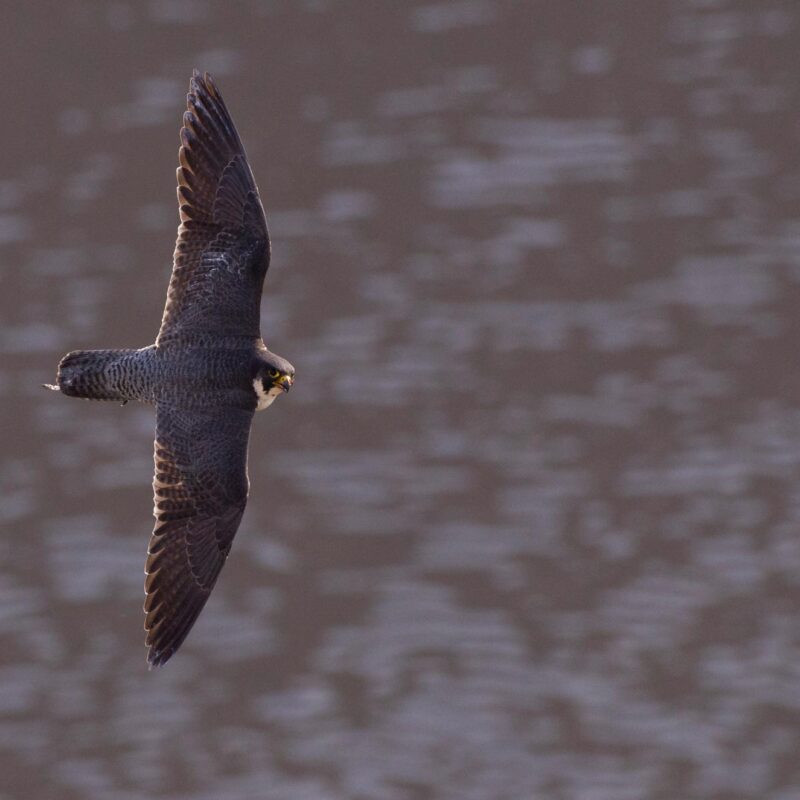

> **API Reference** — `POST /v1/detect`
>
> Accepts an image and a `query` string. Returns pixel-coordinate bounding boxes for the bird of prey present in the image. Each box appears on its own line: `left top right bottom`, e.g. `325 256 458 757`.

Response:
46 71 294 667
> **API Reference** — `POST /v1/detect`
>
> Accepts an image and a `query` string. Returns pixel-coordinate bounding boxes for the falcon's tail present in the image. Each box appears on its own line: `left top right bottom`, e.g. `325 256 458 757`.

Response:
48 348 138 401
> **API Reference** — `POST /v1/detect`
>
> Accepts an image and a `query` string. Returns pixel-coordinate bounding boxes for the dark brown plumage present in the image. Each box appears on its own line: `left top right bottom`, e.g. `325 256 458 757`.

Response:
47 71 295 667
145 405 252 666
158 70 270 344
143 72 273 666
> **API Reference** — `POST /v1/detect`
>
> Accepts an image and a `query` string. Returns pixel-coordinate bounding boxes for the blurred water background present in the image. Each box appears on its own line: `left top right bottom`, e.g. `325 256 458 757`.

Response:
3 1 800 798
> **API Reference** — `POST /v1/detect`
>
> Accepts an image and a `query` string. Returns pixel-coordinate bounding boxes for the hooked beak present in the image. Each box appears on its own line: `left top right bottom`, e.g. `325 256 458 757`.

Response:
276 374 293 392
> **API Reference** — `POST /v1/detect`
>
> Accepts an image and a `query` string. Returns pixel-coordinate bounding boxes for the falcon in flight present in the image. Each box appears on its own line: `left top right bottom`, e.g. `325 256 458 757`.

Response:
46 71 294 666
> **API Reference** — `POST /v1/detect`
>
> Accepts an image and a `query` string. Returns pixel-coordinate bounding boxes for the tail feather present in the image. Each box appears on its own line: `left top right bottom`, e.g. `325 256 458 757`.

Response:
50 349 134 401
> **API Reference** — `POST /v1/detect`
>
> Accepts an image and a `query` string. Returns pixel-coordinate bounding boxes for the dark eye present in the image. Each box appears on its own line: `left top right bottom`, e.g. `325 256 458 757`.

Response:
268 368 280 379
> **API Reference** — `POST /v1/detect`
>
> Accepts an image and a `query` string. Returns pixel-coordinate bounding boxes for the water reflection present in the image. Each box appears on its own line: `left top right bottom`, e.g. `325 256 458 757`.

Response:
2 1 800 798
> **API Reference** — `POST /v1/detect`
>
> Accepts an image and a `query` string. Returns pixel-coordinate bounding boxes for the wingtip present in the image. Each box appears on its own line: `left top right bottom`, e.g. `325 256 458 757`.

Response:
146 642 171 669
203 71 219 97
188 70 203 99
188 69 218 97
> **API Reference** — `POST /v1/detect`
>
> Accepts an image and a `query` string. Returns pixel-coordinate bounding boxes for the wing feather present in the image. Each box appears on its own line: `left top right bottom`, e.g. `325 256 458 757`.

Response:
144 403 254 667
157 71 270 345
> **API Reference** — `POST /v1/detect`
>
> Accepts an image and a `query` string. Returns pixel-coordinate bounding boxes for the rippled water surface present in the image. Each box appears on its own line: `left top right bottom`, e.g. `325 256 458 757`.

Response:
3 2 800 798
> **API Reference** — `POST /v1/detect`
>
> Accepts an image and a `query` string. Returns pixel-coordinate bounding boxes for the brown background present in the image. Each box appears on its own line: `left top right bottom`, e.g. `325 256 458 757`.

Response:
2 1 800 798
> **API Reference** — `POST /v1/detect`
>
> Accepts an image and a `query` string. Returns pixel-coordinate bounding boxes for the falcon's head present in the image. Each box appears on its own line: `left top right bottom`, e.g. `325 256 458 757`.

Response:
253 354 295 411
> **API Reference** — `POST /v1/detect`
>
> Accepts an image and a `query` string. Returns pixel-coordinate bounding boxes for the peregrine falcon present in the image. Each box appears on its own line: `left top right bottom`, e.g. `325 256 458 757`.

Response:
46 71 295 667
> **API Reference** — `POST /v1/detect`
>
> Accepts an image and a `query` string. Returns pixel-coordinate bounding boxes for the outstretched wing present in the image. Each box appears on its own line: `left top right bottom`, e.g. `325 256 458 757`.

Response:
157 70 270 345
144 402 254 666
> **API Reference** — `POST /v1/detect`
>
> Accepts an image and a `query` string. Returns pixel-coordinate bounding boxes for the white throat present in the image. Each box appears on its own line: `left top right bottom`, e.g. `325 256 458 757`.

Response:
253 378 282 411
